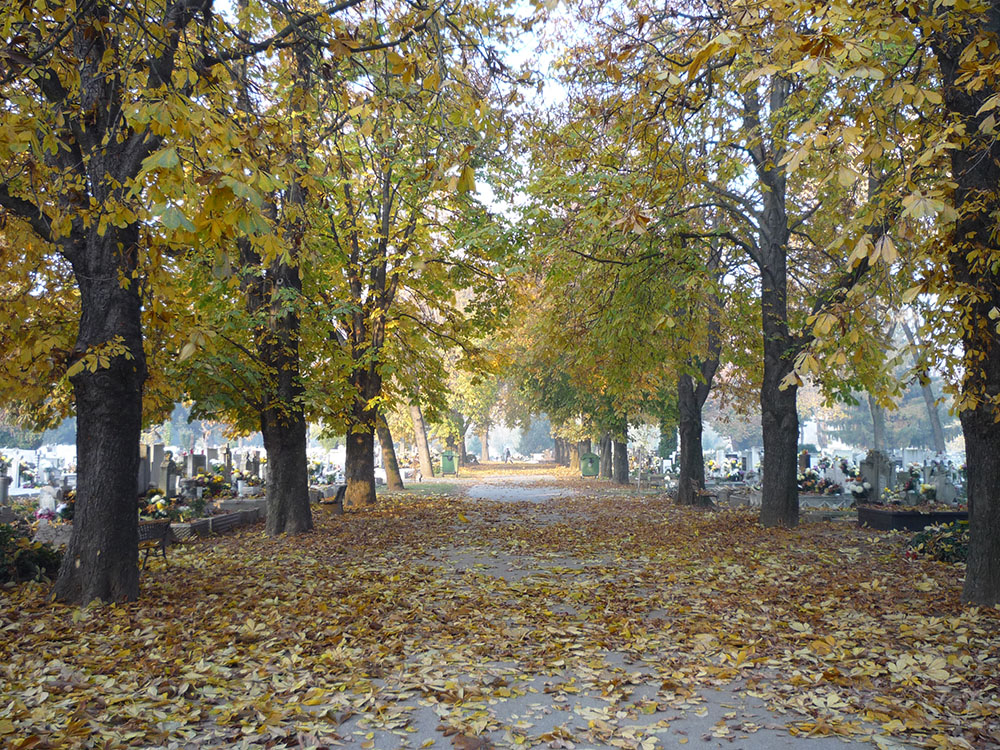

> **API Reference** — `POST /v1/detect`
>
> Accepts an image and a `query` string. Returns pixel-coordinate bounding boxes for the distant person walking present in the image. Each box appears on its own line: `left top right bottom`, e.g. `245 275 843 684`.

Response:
411 455 422 482
503 448 511 464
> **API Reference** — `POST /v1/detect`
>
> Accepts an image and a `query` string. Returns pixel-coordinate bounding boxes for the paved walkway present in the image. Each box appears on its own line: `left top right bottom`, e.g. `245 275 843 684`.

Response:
325 474 898 749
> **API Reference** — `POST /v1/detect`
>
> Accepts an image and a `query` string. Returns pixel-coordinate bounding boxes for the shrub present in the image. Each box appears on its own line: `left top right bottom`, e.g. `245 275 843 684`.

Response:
908 521 969 564
0 524 63 583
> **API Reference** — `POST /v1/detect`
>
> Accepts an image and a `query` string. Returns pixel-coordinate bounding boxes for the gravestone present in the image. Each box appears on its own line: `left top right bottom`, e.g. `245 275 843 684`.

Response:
248 452 260 479
935 474 958 505
825 463 848 487
137 444 151 495
222 444 232 482
192 454 207 475
38 486 61 512
206 447 218 464
798 450 811 472
861 450 893 502
0 463 10 508
151 443 165 482
159 452 177 499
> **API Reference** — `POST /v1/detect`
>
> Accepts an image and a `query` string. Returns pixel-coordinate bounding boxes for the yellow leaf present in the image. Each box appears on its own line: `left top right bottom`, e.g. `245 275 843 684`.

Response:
901 285 922 304
178 341 197 362
423 71 441 90
457 512 470 523
876 236 897 264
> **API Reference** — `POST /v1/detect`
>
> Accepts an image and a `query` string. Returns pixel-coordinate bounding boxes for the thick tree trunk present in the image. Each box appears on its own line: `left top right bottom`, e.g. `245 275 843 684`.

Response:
480 427 489 462
568 442 581 472
676 374 707 506
376 414 404 491
410 404 434 478
53 229 147 604
344 368 381 508
613 439 629 485
752 99 800 528
580 438 591 455
760 361 800 527
934 15 1000 604
900 319 947 453
261 414 312 535
553 438 563 465
345 428 376 507
599 433 612 478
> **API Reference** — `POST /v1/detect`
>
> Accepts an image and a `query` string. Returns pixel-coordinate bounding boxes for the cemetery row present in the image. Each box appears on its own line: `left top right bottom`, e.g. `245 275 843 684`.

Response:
694 447 964 508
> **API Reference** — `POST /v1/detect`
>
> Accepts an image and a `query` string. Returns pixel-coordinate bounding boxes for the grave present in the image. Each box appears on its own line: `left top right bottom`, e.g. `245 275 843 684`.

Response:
137 443 151 494
860 449 893 502
159 452 177 499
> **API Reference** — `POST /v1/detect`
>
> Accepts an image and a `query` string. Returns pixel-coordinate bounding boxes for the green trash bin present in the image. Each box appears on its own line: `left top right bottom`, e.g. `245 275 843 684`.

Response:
441 450 458 475
581 452 600 477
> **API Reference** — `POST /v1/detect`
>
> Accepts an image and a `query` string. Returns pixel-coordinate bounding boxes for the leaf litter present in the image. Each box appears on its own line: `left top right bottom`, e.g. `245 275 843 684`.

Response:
1 490 997 749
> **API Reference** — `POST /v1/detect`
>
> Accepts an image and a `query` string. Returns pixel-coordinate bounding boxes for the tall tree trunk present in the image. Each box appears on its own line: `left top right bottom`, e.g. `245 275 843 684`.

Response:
344 428 376 507
344 369 381 507
261 414 311 535
480 426 490 462
580 438 592 455
377 414 404 490
760 347 800 527
568 442 581 472
553 438 563 465
934 15 1000 604
752 89 800 528
676 375 707 506
613 439 629 485
900 319 947 453
868 394 887 453
410 404 434 478
53 229 147 604
599 433 612 478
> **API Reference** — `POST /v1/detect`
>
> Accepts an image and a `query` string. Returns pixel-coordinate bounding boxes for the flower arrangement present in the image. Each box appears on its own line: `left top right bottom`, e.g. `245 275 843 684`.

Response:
34 507 57 522
57 490 76 521
798 468 842 495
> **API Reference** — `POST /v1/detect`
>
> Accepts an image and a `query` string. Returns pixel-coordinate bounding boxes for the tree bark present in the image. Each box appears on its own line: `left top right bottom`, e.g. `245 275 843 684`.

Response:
613 439 629 485
568 441 581 472
410 404 434 478
580 438 591 455
760 350 800 527
377 414 404 490
480 427 490 462
553 438 563 465
750 80 800 529
676 375 708 506
900 319 947 453
53 228 147 604
933 14 1000 604
261 413 312 535
344 427 376 507
599 433 612 478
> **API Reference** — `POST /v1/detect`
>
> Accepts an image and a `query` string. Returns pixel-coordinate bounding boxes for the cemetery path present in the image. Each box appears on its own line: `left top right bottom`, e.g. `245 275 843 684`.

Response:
1 472 996 750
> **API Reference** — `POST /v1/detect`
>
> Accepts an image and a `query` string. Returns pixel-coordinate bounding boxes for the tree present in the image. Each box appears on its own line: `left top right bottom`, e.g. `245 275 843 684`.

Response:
0 0 324 603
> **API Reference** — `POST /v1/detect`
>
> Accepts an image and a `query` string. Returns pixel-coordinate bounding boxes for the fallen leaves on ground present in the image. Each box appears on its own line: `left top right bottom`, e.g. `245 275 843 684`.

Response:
1 486 998 749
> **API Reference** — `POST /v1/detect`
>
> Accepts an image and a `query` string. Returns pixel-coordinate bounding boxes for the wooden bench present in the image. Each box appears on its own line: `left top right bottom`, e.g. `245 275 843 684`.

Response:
138 520 171 570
